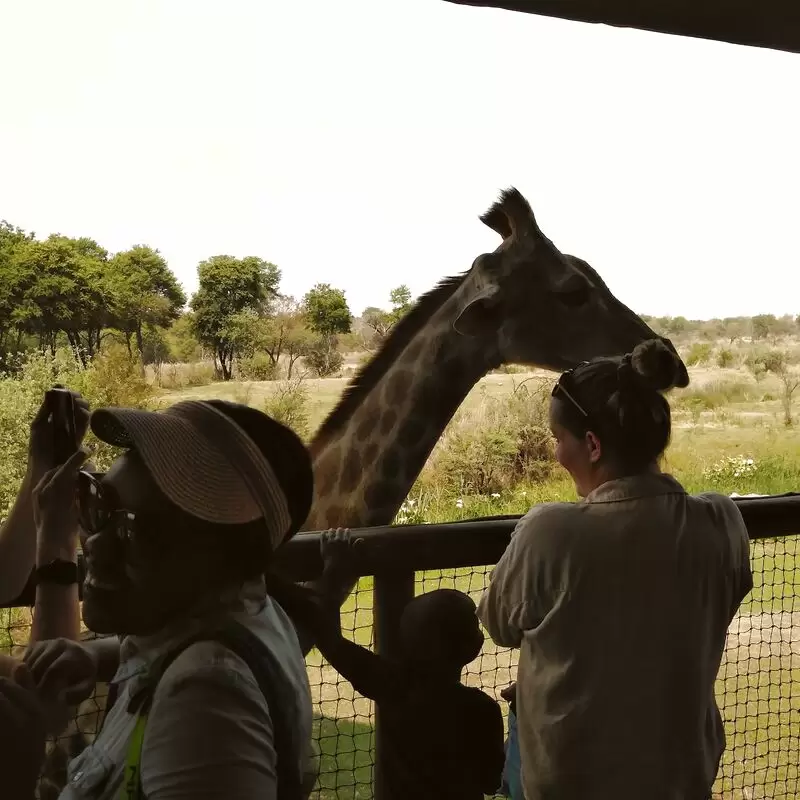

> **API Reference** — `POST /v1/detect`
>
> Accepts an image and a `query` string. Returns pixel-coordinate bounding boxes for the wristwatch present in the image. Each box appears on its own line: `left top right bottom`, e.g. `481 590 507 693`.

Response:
35 559 79 586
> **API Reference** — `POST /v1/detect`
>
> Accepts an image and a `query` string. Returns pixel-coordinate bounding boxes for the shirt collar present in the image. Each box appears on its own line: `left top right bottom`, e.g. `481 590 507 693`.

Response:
114 576 267 682
583 472 685 505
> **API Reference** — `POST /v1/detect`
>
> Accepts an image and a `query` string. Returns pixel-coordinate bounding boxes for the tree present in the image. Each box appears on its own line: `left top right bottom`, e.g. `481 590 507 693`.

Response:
190 256 280 380
108 246 186 359
14 235 112 364
303 284 352 337
302 284 352 378
0 222 36 357
747 349 800 426
166 313 204 362
752 314 777 341
721 317 751 344
360 285 415 349
361 306 392 342
388 284 413 320
255 296 315 379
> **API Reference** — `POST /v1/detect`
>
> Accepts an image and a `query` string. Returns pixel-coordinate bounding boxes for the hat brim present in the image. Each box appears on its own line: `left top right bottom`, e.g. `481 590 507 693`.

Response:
91 405 266 527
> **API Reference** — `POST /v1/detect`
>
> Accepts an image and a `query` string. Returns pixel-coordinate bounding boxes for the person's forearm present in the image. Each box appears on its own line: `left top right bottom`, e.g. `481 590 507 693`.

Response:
29 538 80 645
0 472 37 603
314 633 396 702
303 569 357 615
295 570 358 657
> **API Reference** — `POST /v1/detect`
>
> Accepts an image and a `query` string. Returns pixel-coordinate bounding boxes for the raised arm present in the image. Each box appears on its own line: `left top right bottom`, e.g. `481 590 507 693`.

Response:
28 448 88 644
0 471 38 604
304 529 404 703
315 625 403 704
0 391 89 614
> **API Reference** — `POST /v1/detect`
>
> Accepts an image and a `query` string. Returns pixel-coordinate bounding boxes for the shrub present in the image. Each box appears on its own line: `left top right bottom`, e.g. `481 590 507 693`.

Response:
237 353 279 382
424 380 555 495
262 377 311 440
716 348 736 368
434 429 519 495
232 383 254 406
493 364 528 375
306 345 343 378
73 345 153 410
685 342 713 367
673 379 752 411
157 361 216 390
393 497 430 526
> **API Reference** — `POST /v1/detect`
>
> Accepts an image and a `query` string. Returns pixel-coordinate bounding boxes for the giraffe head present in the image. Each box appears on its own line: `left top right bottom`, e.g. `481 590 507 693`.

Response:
453 187 689 386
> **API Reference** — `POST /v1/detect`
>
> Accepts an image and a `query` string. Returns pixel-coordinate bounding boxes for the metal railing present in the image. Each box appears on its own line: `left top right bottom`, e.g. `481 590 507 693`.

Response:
3 492 800 799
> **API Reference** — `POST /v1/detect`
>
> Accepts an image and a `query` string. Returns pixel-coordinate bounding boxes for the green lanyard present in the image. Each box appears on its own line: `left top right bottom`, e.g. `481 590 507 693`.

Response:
119 709 150 800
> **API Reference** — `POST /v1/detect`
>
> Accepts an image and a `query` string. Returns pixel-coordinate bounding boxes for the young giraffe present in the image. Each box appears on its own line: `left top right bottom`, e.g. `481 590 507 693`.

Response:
304 186 687 535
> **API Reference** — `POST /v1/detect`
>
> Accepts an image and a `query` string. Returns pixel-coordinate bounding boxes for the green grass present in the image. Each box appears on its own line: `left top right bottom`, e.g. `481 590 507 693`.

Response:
314 716 375 800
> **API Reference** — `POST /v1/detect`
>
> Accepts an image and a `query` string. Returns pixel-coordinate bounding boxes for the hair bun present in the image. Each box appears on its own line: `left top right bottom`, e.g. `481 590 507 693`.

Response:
630 339 683 392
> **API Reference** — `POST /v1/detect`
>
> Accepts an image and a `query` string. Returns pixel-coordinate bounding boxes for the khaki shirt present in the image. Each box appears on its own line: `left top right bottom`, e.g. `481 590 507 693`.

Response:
478 473 752 800
59 579 315 800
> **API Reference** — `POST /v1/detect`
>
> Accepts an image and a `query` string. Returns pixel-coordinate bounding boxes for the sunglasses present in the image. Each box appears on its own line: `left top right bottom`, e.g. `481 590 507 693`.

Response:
77 470 137 543
77 471 218 548
551 363 591 419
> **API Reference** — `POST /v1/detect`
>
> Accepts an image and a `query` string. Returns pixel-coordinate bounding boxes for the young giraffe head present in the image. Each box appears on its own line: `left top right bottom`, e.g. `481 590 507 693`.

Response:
454 187 688 381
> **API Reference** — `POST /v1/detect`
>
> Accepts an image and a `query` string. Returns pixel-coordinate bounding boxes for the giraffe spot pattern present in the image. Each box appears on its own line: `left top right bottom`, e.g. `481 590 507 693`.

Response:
384 369 411 406
339 448 363 494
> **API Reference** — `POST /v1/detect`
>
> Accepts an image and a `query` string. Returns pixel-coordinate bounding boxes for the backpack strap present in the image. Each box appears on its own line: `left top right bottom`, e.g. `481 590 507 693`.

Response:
118 620 305 800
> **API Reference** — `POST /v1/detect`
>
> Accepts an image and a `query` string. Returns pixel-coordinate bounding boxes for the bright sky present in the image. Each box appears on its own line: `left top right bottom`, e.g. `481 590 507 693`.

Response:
2 1 799 319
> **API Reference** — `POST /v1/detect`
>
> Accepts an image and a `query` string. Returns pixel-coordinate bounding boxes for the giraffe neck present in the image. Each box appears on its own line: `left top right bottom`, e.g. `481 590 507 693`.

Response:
305 292 497 530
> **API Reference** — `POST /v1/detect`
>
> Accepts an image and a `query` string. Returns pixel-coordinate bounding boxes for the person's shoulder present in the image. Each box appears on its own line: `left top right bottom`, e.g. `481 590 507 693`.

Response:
688 491 750 551
691 491 748 528
512 501 584 544
158 638 266 696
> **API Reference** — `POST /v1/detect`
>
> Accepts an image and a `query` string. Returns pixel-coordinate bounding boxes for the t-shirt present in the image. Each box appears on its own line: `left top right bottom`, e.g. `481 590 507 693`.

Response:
323 637 505 800
59 578 315 800
478 473 753 800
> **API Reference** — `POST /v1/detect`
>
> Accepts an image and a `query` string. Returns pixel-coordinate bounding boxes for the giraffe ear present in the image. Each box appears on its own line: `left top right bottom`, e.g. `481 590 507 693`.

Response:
453 286 500 337
480 187 538 241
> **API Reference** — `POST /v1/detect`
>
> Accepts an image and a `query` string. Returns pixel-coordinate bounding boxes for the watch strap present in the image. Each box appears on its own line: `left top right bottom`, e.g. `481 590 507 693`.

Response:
34 559 79 586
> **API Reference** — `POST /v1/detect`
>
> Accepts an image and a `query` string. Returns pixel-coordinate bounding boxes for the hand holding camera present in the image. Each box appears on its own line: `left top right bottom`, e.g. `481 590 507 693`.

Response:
27 387 90 483
30 388 91 565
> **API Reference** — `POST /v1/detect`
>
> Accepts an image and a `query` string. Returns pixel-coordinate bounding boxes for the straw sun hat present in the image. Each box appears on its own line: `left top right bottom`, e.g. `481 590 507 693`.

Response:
90 399 313 551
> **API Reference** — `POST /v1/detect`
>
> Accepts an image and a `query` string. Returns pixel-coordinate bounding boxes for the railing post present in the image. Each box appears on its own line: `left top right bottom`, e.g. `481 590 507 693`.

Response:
372 569 415 800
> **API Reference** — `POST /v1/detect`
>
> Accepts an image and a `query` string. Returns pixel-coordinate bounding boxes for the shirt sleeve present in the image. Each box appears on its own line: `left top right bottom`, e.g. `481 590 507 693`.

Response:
729 503 754 614
141 659 277 800
477 505 570 648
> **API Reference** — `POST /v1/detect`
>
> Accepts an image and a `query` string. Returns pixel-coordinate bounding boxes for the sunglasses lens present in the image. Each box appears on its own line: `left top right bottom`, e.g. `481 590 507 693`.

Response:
77 472 109 533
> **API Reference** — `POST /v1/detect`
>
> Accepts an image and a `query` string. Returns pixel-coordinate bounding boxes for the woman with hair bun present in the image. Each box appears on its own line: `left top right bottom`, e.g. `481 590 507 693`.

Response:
480 339 753 800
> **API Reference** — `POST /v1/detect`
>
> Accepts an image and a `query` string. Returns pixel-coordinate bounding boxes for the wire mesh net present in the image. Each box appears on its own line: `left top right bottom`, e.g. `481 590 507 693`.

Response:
1 534 797 800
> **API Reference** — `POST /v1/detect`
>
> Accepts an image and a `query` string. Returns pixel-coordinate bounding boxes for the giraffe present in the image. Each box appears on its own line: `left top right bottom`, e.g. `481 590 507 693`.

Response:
304 186 688 532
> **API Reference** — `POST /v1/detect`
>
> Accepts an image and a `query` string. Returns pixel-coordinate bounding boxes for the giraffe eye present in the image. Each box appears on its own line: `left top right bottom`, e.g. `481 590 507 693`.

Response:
557 286 590 308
